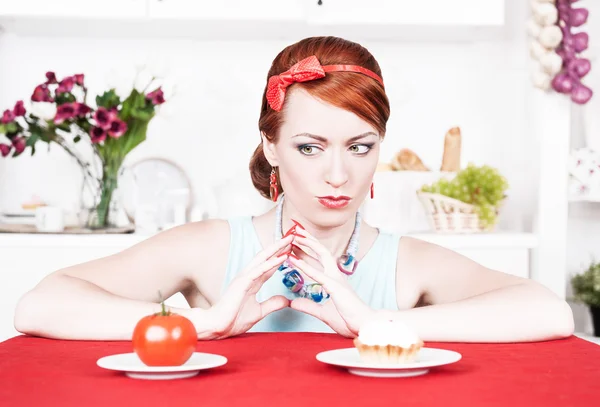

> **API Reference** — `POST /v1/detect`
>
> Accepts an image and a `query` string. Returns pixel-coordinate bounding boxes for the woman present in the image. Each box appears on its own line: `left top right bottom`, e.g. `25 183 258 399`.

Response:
14 36 573 342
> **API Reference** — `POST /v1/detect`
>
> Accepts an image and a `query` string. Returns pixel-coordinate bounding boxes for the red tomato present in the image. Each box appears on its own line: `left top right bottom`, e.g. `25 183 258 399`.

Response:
132 305 197 366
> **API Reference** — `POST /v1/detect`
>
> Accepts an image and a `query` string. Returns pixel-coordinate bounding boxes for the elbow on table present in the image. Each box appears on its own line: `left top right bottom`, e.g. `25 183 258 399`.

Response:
547 298 575 340
14 290 46 337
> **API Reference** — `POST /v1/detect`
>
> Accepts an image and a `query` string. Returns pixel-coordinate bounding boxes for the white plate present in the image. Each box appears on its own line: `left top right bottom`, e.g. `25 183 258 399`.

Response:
97 352 227 380
118 157 193 223
316 347 461 378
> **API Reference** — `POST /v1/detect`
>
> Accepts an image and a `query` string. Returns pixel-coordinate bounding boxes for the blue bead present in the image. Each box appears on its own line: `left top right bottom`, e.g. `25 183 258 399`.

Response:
282 270 304 293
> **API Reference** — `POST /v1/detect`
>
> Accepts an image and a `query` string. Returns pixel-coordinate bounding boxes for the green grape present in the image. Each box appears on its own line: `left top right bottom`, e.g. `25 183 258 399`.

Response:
420 163 509 229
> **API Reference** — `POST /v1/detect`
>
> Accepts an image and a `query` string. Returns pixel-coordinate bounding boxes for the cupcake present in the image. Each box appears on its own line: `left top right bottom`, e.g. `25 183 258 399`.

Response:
353 319 423 364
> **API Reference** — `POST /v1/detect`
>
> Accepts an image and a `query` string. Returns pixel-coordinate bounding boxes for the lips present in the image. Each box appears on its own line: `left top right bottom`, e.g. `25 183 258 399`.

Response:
317 196 351 209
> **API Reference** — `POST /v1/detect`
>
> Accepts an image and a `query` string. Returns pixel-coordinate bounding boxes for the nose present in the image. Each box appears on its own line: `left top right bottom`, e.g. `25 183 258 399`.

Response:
324 152 349 189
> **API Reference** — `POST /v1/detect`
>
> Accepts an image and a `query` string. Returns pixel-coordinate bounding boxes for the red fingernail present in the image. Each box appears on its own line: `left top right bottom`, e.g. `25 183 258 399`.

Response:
291 219 305 230
289 253 300 260
294 232 306 238
283 226 297 238
292 244 301 250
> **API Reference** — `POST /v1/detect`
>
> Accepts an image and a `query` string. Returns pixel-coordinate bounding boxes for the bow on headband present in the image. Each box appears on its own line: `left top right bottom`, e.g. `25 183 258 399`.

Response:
265 55 384 112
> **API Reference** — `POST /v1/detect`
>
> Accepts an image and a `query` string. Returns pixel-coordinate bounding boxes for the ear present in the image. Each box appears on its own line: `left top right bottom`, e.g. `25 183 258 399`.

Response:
261 131 280 167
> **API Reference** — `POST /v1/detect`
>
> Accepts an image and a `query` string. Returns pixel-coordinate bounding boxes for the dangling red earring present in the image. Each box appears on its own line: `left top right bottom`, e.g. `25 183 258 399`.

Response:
370 182 374 199
270 167 279 202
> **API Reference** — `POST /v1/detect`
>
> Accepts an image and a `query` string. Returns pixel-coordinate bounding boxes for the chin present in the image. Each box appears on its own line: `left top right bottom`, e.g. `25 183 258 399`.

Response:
313 204 359 227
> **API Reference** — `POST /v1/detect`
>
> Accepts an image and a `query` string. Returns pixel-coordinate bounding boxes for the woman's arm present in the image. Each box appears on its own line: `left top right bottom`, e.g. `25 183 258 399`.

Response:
13 220 230 341
393 237 574 342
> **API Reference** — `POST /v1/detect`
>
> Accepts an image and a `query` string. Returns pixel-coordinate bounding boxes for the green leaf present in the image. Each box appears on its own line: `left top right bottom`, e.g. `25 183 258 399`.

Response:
6 122 18 134
30 145 36 156
96 89 121 110
56 122 71 132
74 136 81 143
26 133 39 147
55 93 76 105
130 108 153 121
0 124 5 134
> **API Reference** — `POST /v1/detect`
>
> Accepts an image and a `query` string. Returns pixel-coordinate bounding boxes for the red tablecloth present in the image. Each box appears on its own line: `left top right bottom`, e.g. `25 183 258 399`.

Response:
1 333 599 407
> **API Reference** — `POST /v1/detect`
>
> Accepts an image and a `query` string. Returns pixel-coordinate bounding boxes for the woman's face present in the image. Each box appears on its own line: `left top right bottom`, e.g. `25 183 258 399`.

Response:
263 88 381 227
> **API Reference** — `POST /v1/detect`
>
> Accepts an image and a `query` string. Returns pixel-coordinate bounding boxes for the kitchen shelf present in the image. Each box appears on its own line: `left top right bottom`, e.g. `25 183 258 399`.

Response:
0 232 150 248
569 195 600 203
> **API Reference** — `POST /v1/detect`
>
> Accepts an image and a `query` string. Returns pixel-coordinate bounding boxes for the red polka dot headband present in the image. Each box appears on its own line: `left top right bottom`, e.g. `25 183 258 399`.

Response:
266 55 384 111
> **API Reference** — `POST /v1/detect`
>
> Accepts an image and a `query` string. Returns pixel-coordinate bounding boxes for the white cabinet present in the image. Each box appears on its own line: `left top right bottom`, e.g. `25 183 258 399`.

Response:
148 0 306 22
306 0 505 26
0 234 188 343
0 0 147 19
0 0 507 41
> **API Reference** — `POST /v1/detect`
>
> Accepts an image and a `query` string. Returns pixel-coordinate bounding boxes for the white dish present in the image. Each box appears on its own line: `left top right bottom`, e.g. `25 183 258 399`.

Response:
118 157 193 223
97 352 227 380
316 347 461 378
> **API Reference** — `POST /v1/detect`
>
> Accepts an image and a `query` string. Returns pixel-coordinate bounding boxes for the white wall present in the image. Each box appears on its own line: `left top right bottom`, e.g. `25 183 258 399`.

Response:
0 35 533 228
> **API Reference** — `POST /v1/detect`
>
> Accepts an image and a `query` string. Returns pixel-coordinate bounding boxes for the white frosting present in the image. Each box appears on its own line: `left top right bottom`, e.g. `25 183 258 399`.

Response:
357 319 420 347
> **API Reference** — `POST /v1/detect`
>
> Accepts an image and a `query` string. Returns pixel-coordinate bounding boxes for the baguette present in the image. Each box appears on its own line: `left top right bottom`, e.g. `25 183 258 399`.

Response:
440 127 462 172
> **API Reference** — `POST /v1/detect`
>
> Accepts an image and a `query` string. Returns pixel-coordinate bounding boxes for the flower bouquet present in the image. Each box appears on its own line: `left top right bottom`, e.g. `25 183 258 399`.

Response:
0 71 165 229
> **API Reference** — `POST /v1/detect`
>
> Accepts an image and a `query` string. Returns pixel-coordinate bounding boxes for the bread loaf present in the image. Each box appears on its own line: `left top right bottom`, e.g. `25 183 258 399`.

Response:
391 149 429 171
440 127 462 172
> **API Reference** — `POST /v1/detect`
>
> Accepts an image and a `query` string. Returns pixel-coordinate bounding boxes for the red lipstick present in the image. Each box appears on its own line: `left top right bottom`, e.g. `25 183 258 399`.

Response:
317 196 351 209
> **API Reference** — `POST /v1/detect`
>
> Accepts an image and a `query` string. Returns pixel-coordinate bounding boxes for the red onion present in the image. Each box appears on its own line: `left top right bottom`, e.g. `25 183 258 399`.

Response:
552 72 574 93
570 8 589 27
557 45 576 62
572 32 589 52
567 58 591 78
557 4 570 15
571 83 593 104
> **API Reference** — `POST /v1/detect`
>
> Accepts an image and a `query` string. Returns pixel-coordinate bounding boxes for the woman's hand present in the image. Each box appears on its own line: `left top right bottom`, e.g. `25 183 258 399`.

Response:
205 234 294 339
287 229 376 338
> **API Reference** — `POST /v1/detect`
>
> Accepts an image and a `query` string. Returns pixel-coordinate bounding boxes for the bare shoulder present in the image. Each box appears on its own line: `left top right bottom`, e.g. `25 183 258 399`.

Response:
166 219 232 305
155 218 232 277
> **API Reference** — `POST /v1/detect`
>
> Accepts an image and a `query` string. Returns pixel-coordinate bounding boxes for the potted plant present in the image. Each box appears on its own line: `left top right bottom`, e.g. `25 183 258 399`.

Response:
0 71 166 230
571 260 600 337
417 163 509 233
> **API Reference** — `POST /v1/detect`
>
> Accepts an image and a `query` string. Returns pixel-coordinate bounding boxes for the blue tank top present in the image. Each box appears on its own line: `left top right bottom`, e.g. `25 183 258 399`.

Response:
221 216 400 333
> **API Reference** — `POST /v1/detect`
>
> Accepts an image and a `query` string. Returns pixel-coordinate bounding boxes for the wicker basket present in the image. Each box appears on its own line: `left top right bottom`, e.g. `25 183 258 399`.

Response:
416 192 495 234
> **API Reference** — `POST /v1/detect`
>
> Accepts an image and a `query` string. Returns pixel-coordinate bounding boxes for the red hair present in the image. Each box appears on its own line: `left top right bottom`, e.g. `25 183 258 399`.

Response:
250 36 391 199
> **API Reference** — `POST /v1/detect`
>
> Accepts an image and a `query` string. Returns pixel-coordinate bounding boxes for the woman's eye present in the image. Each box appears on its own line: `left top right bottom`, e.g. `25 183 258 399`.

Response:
299 145 320 155
349 144 371 154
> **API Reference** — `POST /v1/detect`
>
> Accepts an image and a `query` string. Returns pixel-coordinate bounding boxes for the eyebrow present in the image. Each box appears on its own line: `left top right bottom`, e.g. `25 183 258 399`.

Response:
292 131 378 143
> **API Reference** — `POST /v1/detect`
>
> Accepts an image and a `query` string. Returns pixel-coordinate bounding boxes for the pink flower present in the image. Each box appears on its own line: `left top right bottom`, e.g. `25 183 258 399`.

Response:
45 72 57 84
56 76 75 94
93 107 116 130
89 126 107 144
53 103 77 124
13 101 26 117
1 109 15 124
11 136 26 154
75 103 91 117
0 144 11 157
31 84 53 102
108 119 127 138
146 87 165 105
74 74 85 86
